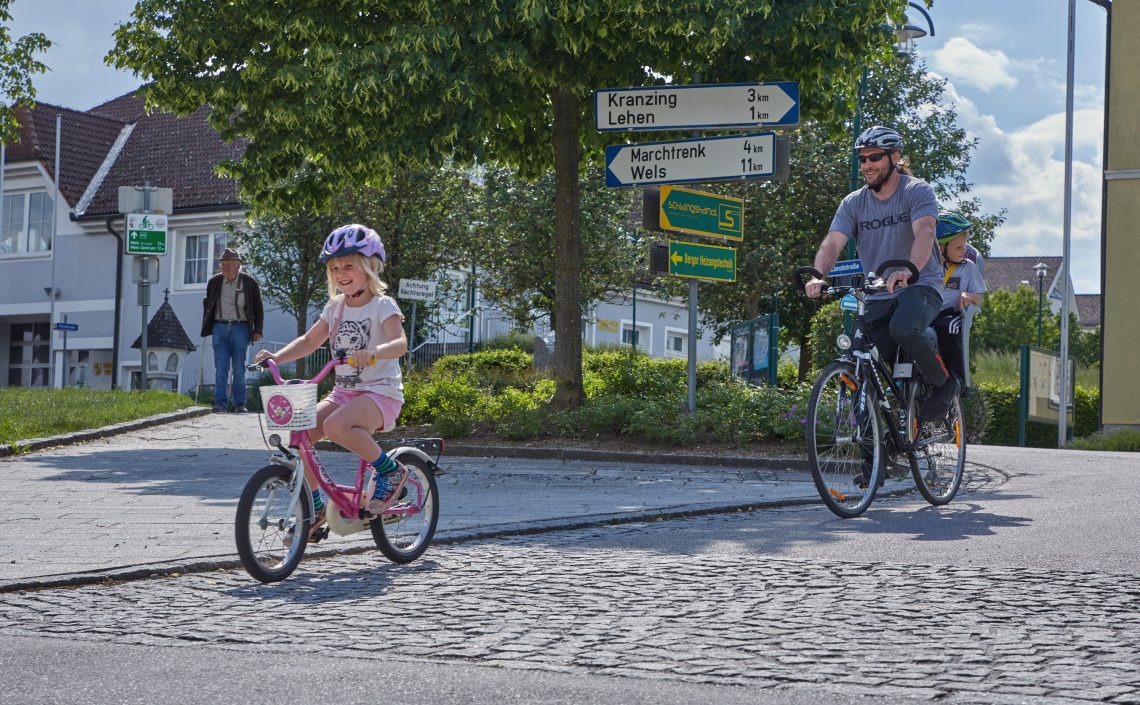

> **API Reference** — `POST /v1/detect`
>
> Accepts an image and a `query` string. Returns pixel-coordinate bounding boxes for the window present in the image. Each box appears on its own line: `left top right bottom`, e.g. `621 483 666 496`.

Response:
180 232 231 286
665 329 687 357
8 322 50 387
0 191 53 255
148 352 159 371
165 353 179 372
621 321 651 353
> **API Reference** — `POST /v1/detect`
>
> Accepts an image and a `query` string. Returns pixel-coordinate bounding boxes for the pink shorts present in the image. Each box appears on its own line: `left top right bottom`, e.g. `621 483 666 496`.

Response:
324 388 403 432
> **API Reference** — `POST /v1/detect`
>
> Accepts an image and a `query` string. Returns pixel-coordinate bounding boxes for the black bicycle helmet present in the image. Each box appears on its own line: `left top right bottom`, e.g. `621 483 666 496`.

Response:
854 125 904 152
319 224 386 263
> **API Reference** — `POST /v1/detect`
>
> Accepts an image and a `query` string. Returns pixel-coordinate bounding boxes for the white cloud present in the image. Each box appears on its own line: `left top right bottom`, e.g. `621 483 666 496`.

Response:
931 37 1017 93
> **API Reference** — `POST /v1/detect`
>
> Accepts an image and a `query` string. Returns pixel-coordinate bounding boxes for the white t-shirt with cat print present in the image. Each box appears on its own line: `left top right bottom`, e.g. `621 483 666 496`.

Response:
319 294 405 402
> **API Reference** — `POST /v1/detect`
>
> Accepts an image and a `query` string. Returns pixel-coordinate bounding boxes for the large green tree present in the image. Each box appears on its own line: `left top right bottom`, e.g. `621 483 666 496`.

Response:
109 0 911 408
474 165 641 328
233 166 474 369
0 1 49 142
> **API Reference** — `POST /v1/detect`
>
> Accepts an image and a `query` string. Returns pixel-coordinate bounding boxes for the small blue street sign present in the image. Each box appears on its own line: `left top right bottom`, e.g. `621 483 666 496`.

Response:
53 322 79 332
828 259 863 278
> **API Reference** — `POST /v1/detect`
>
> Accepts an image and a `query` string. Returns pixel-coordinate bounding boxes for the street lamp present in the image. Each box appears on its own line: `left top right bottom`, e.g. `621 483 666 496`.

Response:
1034 262 1050 347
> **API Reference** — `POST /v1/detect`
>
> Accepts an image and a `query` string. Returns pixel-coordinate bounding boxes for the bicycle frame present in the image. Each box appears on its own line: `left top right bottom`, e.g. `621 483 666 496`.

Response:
261 357 427 526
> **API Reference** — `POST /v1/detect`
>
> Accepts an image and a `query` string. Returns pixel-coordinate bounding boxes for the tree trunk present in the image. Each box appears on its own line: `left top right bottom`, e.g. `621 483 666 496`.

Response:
549 87 584 410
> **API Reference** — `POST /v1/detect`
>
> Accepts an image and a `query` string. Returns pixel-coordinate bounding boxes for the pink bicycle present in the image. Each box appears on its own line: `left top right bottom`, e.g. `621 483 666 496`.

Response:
234 353 442 583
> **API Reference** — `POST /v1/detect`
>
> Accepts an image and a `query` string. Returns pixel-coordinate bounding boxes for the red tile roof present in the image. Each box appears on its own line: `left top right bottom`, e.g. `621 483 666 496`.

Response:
5 102 126 207
4 89 247 218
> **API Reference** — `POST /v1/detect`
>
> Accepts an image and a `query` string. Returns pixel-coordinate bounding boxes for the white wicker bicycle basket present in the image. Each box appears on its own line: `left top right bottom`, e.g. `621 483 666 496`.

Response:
259 383 319 430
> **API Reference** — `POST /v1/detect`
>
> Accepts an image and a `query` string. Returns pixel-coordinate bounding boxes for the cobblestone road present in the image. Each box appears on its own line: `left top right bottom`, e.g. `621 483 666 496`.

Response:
3 508 1138 704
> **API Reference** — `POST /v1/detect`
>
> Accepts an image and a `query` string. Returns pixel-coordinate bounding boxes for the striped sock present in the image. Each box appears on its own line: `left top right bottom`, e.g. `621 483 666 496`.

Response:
371 452 397 475
311 489 324 512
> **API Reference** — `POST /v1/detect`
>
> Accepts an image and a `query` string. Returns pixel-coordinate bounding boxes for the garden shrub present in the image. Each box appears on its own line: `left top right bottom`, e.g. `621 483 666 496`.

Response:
975 382 1098 448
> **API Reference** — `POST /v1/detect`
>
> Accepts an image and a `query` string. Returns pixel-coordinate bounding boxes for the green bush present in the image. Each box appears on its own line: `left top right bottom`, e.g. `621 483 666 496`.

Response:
975 382 1098 448
475 331 536 352
1070 428 1140 452
433 348 534 375
402 349 810 445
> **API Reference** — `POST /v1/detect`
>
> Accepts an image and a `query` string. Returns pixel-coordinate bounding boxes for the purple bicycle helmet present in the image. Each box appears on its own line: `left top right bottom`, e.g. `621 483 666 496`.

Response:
319 224 386 263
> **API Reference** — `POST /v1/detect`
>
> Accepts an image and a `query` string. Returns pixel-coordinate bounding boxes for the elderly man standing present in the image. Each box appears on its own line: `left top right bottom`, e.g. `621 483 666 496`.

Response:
201 248 264 412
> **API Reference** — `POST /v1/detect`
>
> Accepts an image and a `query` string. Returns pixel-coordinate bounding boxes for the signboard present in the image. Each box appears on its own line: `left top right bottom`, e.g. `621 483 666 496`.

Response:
667 240 736 282
53 322 78 332
398 278 437 301
126 213 168 255
658 186 743 242
605 132 776 187
594 82 799 132
828 259 864 278
1026 348 1075 424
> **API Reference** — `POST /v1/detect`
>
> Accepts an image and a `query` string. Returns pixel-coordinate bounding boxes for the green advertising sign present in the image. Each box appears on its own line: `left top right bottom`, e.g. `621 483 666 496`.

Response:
659 185 743 241
126 213 169 255
668 240 736 282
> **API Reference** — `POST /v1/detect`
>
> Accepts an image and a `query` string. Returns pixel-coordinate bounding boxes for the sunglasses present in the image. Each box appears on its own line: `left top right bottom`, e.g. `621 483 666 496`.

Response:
858 152 890 164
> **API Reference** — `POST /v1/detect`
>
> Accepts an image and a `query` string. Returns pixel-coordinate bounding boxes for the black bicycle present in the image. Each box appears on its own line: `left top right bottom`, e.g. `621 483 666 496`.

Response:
794 260 966 518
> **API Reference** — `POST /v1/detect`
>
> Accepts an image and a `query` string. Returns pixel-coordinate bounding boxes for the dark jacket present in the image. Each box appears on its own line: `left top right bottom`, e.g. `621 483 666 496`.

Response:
200 271 264 338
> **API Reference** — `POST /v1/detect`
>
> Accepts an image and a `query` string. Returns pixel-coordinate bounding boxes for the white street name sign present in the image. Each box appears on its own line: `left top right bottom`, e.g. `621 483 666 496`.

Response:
605 132 776 187
595 82 799 132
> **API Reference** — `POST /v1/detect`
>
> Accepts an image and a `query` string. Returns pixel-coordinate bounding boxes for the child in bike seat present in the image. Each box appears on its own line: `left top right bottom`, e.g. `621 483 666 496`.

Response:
254 224 409 536
931 212 986 387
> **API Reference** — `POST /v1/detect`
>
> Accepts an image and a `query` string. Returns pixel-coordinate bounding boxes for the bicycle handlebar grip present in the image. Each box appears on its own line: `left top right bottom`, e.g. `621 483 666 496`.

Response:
877 259 920 286
793 266 825 292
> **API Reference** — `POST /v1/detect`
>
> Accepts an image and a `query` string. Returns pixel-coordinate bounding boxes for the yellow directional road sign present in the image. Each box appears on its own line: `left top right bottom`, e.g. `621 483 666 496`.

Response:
659 185 743 241
668 240 736 282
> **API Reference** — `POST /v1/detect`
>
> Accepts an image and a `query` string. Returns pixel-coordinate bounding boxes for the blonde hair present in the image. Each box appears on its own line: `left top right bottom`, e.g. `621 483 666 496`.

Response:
325 252 387 300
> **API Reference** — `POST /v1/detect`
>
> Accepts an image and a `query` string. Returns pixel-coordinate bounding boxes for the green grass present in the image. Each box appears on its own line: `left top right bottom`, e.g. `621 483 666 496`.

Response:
1069 429 1140 452
972 350 1099 390
0 388 197 447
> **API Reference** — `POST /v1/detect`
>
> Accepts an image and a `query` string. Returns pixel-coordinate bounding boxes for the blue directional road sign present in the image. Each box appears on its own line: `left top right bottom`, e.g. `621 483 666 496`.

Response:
827 259 864 278
595 82 799 132
605 132 775 188
53 322 78 331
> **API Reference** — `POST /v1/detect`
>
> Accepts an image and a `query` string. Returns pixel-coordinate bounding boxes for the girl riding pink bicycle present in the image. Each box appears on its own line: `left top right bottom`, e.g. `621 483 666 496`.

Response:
254 224 410 542
234 224 441 583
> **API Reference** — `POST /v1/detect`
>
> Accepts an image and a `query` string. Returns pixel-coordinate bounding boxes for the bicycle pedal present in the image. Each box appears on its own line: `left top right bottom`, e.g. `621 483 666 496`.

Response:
310 526 330 544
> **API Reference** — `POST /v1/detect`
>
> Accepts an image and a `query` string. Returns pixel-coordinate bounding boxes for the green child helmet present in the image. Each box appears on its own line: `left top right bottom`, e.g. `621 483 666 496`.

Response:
936 211 972 245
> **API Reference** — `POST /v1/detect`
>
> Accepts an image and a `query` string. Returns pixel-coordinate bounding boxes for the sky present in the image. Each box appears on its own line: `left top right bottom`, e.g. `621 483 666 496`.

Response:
7 0 1112 294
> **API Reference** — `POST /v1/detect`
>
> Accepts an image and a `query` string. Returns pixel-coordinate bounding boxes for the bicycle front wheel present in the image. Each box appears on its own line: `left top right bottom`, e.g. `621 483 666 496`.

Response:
371 454 439 563
806 361 882 518
906 386 966 505
235 464 312 583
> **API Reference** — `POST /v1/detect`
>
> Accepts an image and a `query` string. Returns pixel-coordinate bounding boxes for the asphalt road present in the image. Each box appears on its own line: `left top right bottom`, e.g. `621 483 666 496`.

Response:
3 442 1138 704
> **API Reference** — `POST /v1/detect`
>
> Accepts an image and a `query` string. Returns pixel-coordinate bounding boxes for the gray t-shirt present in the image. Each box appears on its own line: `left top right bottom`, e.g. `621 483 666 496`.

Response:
940 258 987 310
828 174 941 300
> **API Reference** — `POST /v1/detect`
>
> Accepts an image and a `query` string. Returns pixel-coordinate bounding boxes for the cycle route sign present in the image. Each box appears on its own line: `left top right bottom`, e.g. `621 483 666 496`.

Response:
658 185 744 242
126 213 168 255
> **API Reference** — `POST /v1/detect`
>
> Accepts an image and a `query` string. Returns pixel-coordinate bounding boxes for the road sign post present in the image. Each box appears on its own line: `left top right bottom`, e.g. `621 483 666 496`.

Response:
595 82 799 132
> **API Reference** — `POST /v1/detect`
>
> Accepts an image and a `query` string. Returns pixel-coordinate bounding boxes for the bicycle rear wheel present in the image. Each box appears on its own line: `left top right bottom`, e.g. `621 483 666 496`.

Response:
235 464 312 583
906 386 966 505
806 361 882 518
371 454 439 563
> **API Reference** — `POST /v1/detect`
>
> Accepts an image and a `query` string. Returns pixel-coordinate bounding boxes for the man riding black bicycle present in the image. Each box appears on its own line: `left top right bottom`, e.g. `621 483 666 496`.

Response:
804 125 958 421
